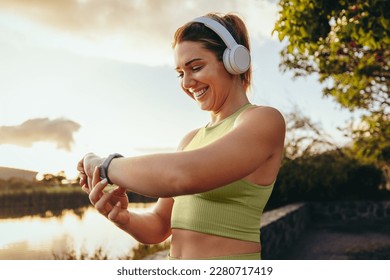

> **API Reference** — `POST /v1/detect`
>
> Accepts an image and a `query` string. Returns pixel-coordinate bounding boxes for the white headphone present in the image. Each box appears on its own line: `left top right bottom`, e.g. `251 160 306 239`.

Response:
191 16 251 75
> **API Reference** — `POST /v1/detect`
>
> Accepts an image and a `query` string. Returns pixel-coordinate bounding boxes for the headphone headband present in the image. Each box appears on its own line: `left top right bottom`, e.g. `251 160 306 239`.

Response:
191 17 237 49
190 16 251 75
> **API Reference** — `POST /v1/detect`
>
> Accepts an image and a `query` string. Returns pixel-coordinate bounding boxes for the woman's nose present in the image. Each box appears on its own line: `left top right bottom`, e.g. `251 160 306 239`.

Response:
182 74 196 89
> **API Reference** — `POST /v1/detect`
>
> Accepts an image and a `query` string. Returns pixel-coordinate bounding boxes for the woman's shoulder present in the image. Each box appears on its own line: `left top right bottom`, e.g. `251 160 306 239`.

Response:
234 104 286 143
240 105 285 127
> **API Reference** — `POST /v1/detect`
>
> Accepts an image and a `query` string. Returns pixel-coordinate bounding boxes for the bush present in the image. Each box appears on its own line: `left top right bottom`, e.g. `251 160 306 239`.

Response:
267 149 386 209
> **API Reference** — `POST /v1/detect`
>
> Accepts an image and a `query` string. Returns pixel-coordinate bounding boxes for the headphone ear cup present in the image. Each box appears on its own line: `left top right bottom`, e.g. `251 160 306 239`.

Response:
229 45 251 75
222 48 235 75
222 45 251 75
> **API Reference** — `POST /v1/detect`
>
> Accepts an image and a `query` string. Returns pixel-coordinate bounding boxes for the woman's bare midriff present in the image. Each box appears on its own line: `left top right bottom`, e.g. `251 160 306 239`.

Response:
170 229 261 259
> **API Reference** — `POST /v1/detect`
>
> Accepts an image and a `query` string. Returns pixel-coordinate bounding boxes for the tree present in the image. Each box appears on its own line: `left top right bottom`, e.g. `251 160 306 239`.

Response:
284 106 338 159
40 171 67 185
273 0 389 165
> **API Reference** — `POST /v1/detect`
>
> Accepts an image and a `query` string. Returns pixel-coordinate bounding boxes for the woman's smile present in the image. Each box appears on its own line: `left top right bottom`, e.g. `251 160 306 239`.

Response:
191 87 209 99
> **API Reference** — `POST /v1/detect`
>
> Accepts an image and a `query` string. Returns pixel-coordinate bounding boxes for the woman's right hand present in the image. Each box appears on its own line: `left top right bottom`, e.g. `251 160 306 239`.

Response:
87 167 130 227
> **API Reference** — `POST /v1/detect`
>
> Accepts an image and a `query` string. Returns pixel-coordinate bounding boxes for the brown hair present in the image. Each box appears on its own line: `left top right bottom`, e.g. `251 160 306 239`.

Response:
173 13 252 92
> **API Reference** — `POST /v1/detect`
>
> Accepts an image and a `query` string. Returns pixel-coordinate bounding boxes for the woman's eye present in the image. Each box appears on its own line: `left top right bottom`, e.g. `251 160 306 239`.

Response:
176 66 202 78
192 66 202 72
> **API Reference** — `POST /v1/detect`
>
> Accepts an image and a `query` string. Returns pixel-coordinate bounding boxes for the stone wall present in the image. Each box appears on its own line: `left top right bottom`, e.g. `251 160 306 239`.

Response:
260 203 309 260
309 201 390 222
260 201 390 259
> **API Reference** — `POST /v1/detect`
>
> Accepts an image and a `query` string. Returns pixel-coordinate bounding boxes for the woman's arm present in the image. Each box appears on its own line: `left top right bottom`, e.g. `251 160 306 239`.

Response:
86 167 173 244
119 197 174 244
106 106 285 197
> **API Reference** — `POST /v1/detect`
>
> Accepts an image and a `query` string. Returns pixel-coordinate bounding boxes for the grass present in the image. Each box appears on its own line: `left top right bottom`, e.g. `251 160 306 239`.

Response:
53 241 171 260
131 242 170 260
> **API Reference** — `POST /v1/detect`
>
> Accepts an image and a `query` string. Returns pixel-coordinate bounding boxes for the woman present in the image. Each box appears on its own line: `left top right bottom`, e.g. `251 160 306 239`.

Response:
77 13 285 260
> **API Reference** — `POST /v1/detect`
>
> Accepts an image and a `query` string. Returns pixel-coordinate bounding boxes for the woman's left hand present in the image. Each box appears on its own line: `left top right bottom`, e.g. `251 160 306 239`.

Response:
87 166 130 227
77 153 104 192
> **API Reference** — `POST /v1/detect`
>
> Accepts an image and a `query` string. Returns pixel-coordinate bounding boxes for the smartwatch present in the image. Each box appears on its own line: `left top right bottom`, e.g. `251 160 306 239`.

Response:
99 153 123 185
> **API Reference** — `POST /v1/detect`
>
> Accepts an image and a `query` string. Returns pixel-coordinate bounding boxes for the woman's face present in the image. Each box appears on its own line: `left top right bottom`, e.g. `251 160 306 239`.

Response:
174 41 233 112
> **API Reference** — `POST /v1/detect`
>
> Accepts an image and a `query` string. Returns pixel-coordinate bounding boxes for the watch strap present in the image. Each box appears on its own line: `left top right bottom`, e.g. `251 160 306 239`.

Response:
99 153 123 185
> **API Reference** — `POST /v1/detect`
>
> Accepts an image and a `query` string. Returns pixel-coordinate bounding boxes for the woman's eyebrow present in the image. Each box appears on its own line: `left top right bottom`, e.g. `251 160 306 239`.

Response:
185 58 202 66
175 58 203 70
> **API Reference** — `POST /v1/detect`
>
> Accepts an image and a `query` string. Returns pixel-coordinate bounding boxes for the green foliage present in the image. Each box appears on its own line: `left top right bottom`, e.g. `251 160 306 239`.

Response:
274 0 390 165
348 111 390 164
274 0 389 110
268 149 386 209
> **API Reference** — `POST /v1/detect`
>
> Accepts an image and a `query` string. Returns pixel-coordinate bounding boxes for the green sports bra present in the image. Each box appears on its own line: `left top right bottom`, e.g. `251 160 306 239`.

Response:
170 104 274 243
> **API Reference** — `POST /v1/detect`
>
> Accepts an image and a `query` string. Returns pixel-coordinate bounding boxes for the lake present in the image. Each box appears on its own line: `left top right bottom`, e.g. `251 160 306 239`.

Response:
0 203 155 260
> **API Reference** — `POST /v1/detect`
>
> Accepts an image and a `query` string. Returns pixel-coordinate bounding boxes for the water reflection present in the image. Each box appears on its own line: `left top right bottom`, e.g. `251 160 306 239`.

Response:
0 204 154 260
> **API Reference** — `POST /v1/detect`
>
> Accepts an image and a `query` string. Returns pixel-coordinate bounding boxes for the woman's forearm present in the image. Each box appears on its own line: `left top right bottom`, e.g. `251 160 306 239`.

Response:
107 153 192 198
119 211 171 244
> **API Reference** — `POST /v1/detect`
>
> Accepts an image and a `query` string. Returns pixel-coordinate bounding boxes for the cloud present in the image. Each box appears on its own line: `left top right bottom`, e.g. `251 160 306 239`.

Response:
0 118 81 151
0 0 278 65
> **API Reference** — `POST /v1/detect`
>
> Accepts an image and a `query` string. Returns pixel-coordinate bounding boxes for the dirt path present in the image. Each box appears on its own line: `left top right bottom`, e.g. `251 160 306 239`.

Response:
281 220 390 260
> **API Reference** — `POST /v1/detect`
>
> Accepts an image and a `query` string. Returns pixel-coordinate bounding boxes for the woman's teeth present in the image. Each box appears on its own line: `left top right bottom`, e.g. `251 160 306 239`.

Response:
194 88 208 98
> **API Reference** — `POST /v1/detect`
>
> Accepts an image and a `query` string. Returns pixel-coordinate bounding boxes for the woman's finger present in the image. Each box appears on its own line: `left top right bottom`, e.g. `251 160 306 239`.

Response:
76 158 85 173
79 173 87 187
88 178 108 205
95 201 112 216
87 177 92 191
107 202 121 221
114 186 127 195
91 166 101 188
81 184 90 194
94 189 116 213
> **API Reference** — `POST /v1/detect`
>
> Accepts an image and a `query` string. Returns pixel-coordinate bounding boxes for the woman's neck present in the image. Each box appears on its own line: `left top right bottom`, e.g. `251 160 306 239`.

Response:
208 91 250 127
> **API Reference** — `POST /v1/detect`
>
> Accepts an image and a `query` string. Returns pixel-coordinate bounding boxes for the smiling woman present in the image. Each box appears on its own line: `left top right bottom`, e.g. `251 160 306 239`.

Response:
77 12 286 260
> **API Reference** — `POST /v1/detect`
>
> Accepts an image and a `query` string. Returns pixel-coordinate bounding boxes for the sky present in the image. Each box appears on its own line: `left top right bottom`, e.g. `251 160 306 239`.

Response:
0 0 353 179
